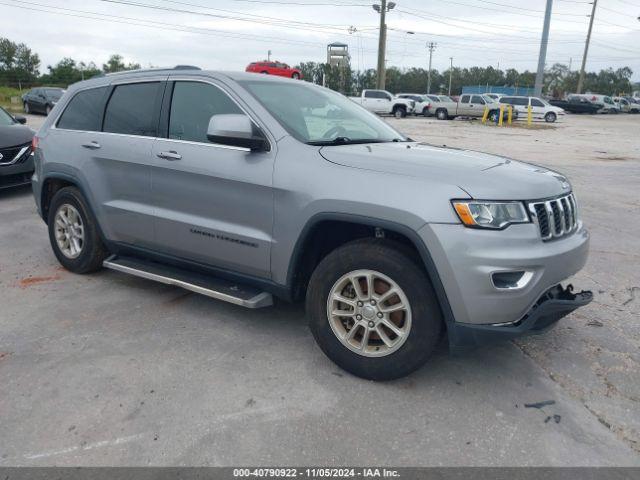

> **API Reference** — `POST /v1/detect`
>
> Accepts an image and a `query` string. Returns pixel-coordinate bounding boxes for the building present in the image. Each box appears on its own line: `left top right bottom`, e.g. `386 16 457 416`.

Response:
327 42 350 68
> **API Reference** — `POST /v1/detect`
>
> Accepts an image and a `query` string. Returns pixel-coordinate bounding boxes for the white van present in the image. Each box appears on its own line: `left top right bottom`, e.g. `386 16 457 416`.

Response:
498 95 565 123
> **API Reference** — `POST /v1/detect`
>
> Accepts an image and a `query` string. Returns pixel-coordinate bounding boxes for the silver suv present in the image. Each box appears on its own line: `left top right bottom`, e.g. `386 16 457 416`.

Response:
31 67 592 380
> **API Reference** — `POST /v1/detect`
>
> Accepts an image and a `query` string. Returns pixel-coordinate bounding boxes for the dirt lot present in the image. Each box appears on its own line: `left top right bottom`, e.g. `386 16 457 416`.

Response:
0 113 639 466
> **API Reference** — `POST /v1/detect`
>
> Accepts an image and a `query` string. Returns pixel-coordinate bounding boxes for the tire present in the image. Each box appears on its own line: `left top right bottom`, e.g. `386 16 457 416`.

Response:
47 187 108 274
422 107 430 117
544 112 556 123
306 238 443 381
292 72 300 79
489 110 499 122
436 108 448 120
45 104 52 115
392 106 407 118
23 102 30 114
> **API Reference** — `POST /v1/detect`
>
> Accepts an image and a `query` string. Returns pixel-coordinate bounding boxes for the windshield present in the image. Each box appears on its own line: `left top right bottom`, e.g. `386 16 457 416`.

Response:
438 96 453 102
239 80 406 145
0 107 16 126
482 95 496 103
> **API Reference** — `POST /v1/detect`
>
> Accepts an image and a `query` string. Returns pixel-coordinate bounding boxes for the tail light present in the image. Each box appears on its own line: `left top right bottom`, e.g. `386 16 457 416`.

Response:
31 135 39 151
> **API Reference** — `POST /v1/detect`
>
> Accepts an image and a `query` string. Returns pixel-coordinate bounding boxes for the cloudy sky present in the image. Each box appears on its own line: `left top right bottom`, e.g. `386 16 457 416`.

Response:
1 0 639 79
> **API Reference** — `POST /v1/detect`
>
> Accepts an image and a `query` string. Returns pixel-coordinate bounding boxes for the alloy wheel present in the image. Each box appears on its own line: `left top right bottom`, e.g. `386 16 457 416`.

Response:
54 204 85 259
327 269 412 357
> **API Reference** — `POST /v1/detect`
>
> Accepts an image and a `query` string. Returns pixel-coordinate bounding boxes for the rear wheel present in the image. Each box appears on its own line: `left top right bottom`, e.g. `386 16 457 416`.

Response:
48 187 108 274
544 112 557 123
422 107 430 117
306 239 443 380
260 71 269 74
291 72 300 79
436 108 448 120
392 106 407 118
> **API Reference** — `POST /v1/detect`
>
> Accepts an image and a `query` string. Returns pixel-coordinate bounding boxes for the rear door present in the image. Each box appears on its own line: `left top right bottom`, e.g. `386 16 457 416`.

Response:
149 78 275 277
92 79 164 247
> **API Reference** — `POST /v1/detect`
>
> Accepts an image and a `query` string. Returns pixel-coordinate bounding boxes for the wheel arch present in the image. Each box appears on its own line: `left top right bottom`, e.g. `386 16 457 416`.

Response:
286 213 456 328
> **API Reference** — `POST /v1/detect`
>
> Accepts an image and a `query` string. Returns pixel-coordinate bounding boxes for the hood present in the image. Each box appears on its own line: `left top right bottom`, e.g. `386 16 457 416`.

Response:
320 142 571 200
0 124 35 148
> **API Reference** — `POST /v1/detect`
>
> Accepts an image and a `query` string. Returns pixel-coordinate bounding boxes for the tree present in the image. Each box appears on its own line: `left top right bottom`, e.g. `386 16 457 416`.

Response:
0 37 40 87
102 54 141 73
40 58 101 86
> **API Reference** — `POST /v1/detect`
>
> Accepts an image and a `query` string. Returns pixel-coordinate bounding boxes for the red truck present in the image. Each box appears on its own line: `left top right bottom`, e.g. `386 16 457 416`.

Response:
245 61 302 79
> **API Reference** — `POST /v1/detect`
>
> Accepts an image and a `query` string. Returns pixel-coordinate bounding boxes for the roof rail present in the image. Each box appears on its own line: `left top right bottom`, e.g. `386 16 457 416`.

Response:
104 65 201 77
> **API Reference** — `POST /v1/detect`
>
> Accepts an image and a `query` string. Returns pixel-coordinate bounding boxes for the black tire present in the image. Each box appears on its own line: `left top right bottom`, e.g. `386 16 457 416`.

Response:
436 108 448 120
306 238 443 380
489 110 499 122
544 112 556 123
392 106 407 118
422 107 430 117
23 102 30 114
292 72 300 79
47 187 108 274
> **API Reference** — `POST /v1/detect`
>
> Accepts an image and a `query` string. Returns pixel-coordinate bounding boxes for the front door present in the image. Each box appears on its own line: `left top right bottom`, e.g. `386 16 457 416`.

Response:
150 79 274 278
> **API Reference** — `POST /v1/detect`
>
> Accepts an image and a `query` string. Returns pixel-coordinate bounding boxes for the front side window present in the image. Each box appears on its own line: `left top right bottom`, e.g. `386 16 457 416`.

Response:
103 82 161 137
427 95 439 102
240 80 405 145
531 98 544 107
169 81 242 143
0 107 16 126
57 86 107 131
471 95 485 104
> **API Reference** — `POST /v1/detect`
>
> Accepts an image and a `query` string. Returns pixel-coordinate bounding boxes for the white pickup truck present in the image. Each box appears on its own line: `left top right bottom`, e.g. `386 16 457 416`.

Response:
349 89 415 118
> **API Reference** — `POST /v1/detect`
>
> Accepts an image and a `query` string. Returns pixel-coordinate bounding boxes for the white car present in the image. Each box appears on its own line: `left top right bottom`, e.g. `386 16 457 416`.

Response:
349 90 415 118
397 93 431 116
425 94 459 120
499 95 565 123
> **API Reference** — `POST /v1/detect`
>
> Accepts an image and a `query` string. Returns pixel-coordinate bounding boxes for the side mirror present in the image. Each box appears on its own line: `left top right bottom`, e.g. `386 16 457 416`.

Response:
207 114 268 151
14 115 27 124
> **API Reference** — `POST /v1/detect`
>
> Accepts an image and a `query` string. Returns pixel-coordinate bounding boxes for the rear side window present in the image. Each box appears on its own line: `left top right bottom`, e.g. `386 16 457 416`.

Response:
169 81 242 143
57 87 107 131
460 95 470 103
103 82 161 137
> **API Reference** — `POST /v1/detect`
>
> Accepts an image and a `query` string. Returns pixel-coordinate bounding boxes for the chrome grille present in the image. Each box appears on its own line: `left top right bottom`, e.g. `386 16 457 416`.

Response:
528 193 577 241
0 142 31 166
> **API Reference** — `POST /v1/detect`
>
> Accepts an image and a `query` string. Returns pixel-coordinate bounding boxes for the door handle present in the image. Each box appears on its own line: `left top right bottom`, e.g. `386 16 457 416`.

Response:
82 141 101 149
157 150 182 161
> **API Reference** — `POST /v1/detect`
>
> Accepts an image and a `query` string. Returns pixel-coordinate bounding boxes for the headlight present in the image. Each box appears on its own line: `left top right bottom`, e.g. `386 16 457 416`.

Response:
452 200 530 229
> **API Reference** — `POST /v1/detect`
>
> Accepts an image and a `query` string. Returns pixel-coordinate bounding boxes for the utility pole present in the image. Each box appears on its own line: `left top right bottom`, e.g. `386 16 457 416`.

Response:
448 57 453 96
267 50 272 61
534 0 553 97
373 1 395 89
426 42 436 94
577 0 598 93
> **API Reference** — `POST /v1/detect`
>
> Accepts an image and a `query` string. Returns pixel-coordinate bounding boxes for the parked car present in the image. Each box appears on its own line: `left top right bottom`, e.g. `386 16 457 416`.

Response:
349 89 415 118
245 61 302 79
425 94 459 120
569 94 618 114
22 87 65 115
32 67 592 380
397 93 431 116
622 96 640 113
483 93 503 101
499 95 564 123
0 106 34 190
548 96 600 114
436 94 508 121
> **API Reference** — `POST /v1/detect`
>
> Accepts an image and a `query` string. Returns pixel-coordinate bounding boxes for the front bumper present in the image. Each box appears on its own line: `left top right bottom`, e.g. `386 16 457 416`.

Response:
0 154 34 190
447 284 592 347
418 220 590 342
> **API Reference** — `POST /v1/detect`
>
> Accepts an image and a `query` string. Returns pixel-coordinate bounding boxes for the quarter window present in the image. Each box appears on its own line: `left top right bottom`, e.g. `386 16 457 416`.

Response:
103 82 161 137
169 81 243 143
57 87 107 132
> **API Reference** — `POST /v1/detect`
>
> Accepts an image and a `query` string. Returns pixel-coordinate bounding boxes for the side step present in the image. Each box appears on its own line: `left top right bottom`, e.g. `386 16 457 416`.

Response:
103 255 273 309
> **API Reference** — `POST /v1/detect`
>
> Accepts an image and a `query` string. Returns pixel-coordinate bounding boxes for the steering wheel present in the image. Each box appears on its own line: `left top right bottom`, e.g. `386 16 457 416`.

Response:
322 125 348 140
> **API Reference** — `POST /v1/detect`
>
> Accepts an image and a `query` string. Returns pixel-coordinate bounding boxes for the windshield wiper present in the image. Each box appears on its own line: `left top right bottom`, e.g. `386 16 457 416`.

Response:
307 137 395 146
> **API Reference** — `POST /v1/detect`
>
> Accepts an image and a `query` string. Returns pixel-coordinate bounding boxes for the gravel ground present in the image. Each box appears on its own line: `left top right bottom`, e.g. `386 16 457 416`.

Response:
0 112 638 466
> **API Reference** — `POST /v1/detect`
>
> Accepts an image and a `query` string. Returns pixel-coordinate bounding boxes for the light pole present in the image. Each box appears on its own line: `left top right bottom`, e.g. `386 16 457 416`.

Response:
448 57 453 96
426 42 436 94
577 0 598 93
534 0 553 97
373 1 395 89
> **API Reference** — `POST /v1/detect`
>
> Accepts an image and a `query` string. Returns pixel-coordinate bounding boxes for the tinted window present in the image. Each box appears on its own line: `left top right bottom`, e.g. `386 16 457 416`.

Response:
471 95 485 104
460 95 470 103
499 97 512 104
169 81 242 143
57 87 107 131
103 82 161 136
531 98 544 107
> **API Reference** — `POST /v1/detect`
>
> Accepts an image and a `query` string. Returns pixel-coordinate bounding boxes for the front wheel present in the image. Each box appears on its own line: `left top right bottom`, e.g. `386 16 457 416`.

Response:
544 112 557 123
393 106 407 118
306 239 443 380
24 102 30 114
48 187 108 274
291 72 300 79
436 108 448 120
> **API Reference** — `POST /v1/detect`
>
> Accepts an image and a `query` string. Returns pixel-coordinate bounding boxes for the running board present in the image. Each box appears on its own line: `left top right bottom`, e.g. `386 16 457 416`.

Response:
103 255 273 309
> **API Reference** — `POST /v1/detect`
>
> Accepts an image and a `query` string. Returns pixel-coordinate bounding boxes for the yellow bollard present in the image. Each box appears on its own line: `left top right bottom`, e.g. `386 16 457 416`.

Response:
498 105 504 127
482 107 489 124
507 105 513 125
527 104 533 126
